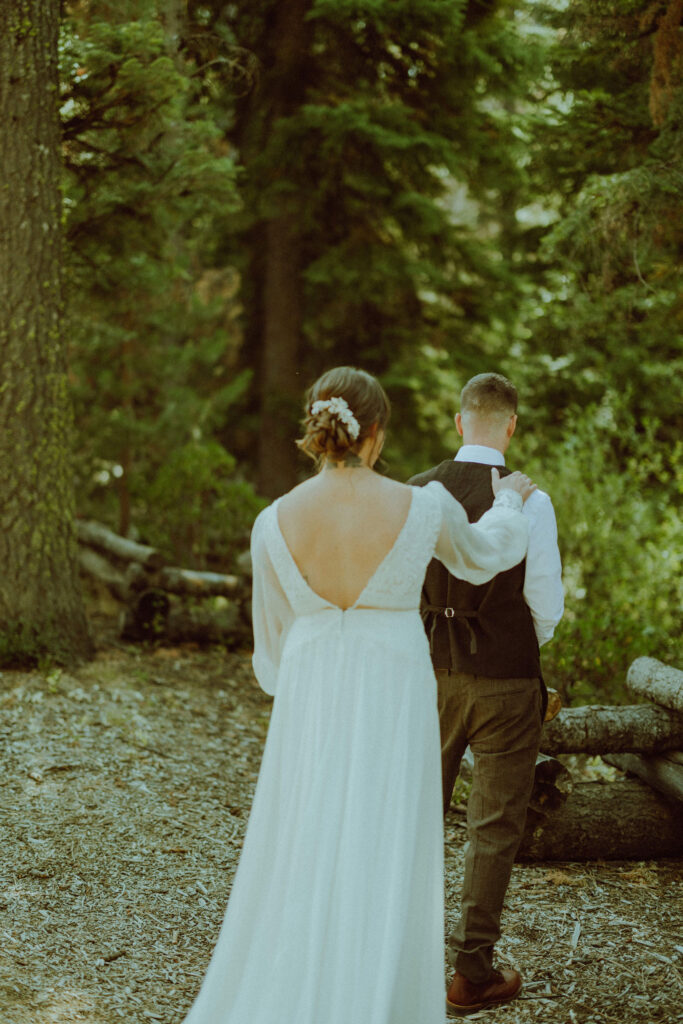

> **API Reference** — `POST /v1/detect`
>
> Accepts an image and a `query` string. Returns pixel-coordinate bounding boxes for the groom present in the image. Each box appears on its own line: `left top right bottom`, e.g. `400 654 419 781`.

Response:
409 372 563 1016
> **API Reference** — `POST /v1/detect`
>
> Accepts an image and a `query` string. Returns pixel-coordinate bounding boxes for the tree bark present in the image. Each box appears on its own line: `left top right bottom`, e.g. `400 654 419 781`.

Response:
603 752 683 804
540 704 683 756
258 212 305 496
517 780 683 861
255 0 313 497
626 656 683 713
0 1 92 664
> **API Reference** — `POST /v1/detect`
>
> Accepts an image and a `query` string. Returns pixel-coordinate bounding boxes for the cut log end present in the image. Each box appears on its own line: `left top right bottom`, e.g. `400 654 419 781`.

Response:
627 656 683 714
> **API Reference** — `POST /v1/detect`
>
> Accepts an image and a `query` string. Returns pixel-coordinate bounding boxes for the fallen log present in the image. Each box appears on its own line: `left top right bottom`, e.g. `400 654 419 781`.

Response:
77 519 165 570
166 601 243 643
603 752 683 803
120 590 245 644
516 780 683 861
78 547 129 602
124 561 149 594
156 567 242 597
526 753 573 817
544 688 562 723
627 656 683 713
540 704 683 756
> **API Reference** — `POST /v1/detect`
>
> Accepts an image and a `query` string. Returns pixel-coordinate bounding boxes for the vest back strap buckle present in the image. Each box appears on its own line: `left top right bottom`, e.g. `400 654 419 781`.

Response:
420 604 479 655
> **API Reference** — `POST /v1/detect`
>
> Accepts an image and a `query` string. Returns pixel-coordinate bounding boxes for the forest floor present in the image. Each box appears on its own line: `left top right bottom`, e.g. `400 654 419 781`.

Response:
0 624 681 1024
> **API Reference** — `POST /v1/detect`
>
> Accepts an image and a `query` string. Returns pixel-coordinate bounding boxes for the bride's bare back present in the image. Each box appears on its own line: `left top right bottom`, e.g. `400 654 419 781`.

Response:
277 470 413 610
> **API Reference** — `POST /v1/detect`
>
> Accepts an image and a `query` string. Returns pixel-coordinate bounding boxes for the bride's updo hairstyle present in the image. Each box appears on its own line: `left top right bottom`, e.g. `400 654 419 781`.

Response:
297 366 391 465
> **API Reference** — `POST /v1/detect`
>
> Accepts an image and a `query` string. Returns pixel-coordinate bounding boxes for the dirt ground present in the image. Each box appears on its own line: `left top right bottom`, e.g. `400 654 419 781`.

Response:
1 631 681 1024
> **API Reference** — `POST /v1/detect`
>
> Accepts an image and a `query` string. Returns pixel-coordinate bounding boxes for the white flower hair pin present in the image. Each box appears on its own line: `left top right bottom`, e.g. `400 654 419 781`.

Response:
310 396 360 440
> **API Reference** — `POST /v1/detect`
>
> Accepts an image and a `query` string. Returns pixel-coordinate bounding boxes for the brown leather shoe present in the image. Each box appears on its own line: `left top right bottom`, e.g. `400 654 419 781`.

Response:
446 968 522 1016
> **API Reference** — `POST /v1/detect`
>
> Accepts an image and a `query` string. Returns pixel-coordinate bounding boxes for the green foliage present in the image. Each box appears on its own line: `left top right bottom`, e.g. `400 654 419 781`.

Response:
60 0 243 538
491 1 683 703
189 0 550 455
381 344 462 480
517 417 683 704
515 0 683 461
145 441 266 569
449 773 472 810
53 1 681 691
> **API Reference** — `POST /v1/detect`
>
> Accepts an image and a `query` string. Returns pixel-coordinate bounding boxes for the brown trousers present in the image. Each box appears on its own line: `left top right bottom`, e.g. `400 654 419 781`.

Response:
437 670 543 984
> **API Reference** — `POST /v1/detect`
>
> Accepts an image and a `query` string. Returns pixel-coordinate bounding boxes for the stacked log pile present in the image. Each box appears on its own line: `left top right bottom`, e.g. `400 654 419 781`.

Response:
516 658 683 861
79 526 681 861
77 520 251 643
603 658 683 805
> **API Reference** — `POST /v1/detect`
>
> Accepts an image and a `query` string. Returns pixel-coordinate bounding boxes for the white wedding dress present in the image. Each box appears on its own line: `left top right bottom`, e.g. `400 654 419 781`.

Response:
182 481 528 1024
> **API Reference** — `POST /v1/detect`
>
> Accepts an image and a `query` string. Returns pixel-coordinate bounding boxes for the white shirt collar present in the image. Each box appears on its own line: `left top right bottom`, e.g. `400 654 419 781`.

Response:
454 444 505 467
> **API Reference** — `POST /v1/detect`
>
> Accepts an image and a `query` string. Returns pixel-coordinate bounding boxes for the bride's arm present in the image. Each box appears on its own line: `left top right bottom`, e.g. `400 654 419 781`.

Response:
430 479 530 585
250 511 294 696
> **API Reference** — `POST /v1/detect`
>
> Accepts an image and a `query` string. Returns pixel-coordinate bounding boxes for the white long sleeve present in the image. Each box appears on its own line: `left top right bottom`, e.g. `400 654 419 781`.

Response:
451 446 564 645
522 490 564 645
430 482 529 584
250 510 294 695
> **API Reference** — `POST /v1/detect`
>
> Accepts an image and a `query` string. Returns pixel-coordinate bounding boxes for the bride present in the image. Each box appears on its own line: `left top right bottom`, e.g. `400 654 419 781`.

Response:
181 366 535 1024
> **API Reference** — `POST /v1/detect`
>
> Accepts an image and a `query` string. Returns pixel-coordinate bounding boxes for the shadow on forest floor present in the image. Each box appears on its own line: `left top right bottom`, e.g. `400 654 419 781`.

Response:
0 628 680 1024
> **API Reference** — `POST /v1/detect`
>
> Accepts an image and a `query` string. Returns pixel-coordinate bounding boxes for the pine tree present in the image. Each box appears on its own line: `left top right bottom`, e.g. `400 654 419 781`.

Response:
182 0 548 493
516 0 683 461
61 0 244 539
0 0 92 665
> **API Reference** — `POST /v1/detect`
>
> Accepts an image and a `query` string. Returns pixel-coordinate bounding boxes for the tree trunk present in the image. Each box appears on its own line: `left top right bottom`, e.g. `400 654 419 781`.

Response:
0 1 92 665
626 657 683 713
517 780 683 861
255 0 313 497
540 704 683 756
603 752 683 804
258 213 304 496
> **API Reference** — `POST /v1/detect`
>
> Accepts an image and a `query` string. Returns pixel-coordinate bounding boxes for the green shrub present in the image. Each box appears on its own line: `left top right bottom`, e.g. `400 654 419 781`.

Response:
519 418 682 705
144 441 266 570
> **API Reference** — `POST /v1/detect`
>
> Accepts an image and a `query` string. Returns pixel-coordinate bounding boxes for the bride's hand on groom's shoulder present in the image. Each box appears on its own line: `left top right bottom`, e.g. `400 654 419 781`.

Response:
491 467 537 503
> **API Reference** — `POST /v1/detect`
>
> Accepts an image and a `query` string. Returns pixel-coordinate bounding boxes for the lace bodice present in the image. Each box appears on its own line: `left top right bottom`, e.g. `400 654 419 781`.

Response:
250 482 528 695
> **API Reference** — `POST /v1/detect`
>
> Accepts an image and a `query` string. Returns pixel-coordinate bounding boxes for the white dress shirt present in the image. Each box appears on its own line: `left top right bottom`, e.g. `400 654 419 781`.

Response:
454 445 564 646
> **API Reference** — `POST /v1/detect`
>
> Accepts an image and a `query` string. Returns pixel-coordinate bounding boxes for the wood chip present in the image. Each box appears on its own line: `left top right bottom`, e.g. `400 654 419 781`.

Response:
1 643 681 1024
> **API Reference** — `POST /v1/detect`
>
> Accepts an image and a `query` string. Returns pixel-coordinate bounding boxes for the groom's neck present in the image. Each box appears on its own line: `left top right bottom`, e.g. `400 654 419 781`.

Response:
457 410 515 455
460 434 508 456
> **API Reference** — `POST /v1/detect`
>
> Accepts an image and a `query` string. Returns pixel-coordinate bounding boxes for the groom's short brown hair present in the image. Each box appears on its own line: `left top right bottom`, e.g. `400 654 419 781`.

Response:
460 373 517 416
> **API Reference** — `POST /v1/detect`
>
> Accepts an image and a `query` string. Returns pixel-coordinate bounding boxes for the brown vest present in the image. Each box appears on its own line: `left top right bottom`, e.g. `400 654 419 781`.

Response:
410 460 542 679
